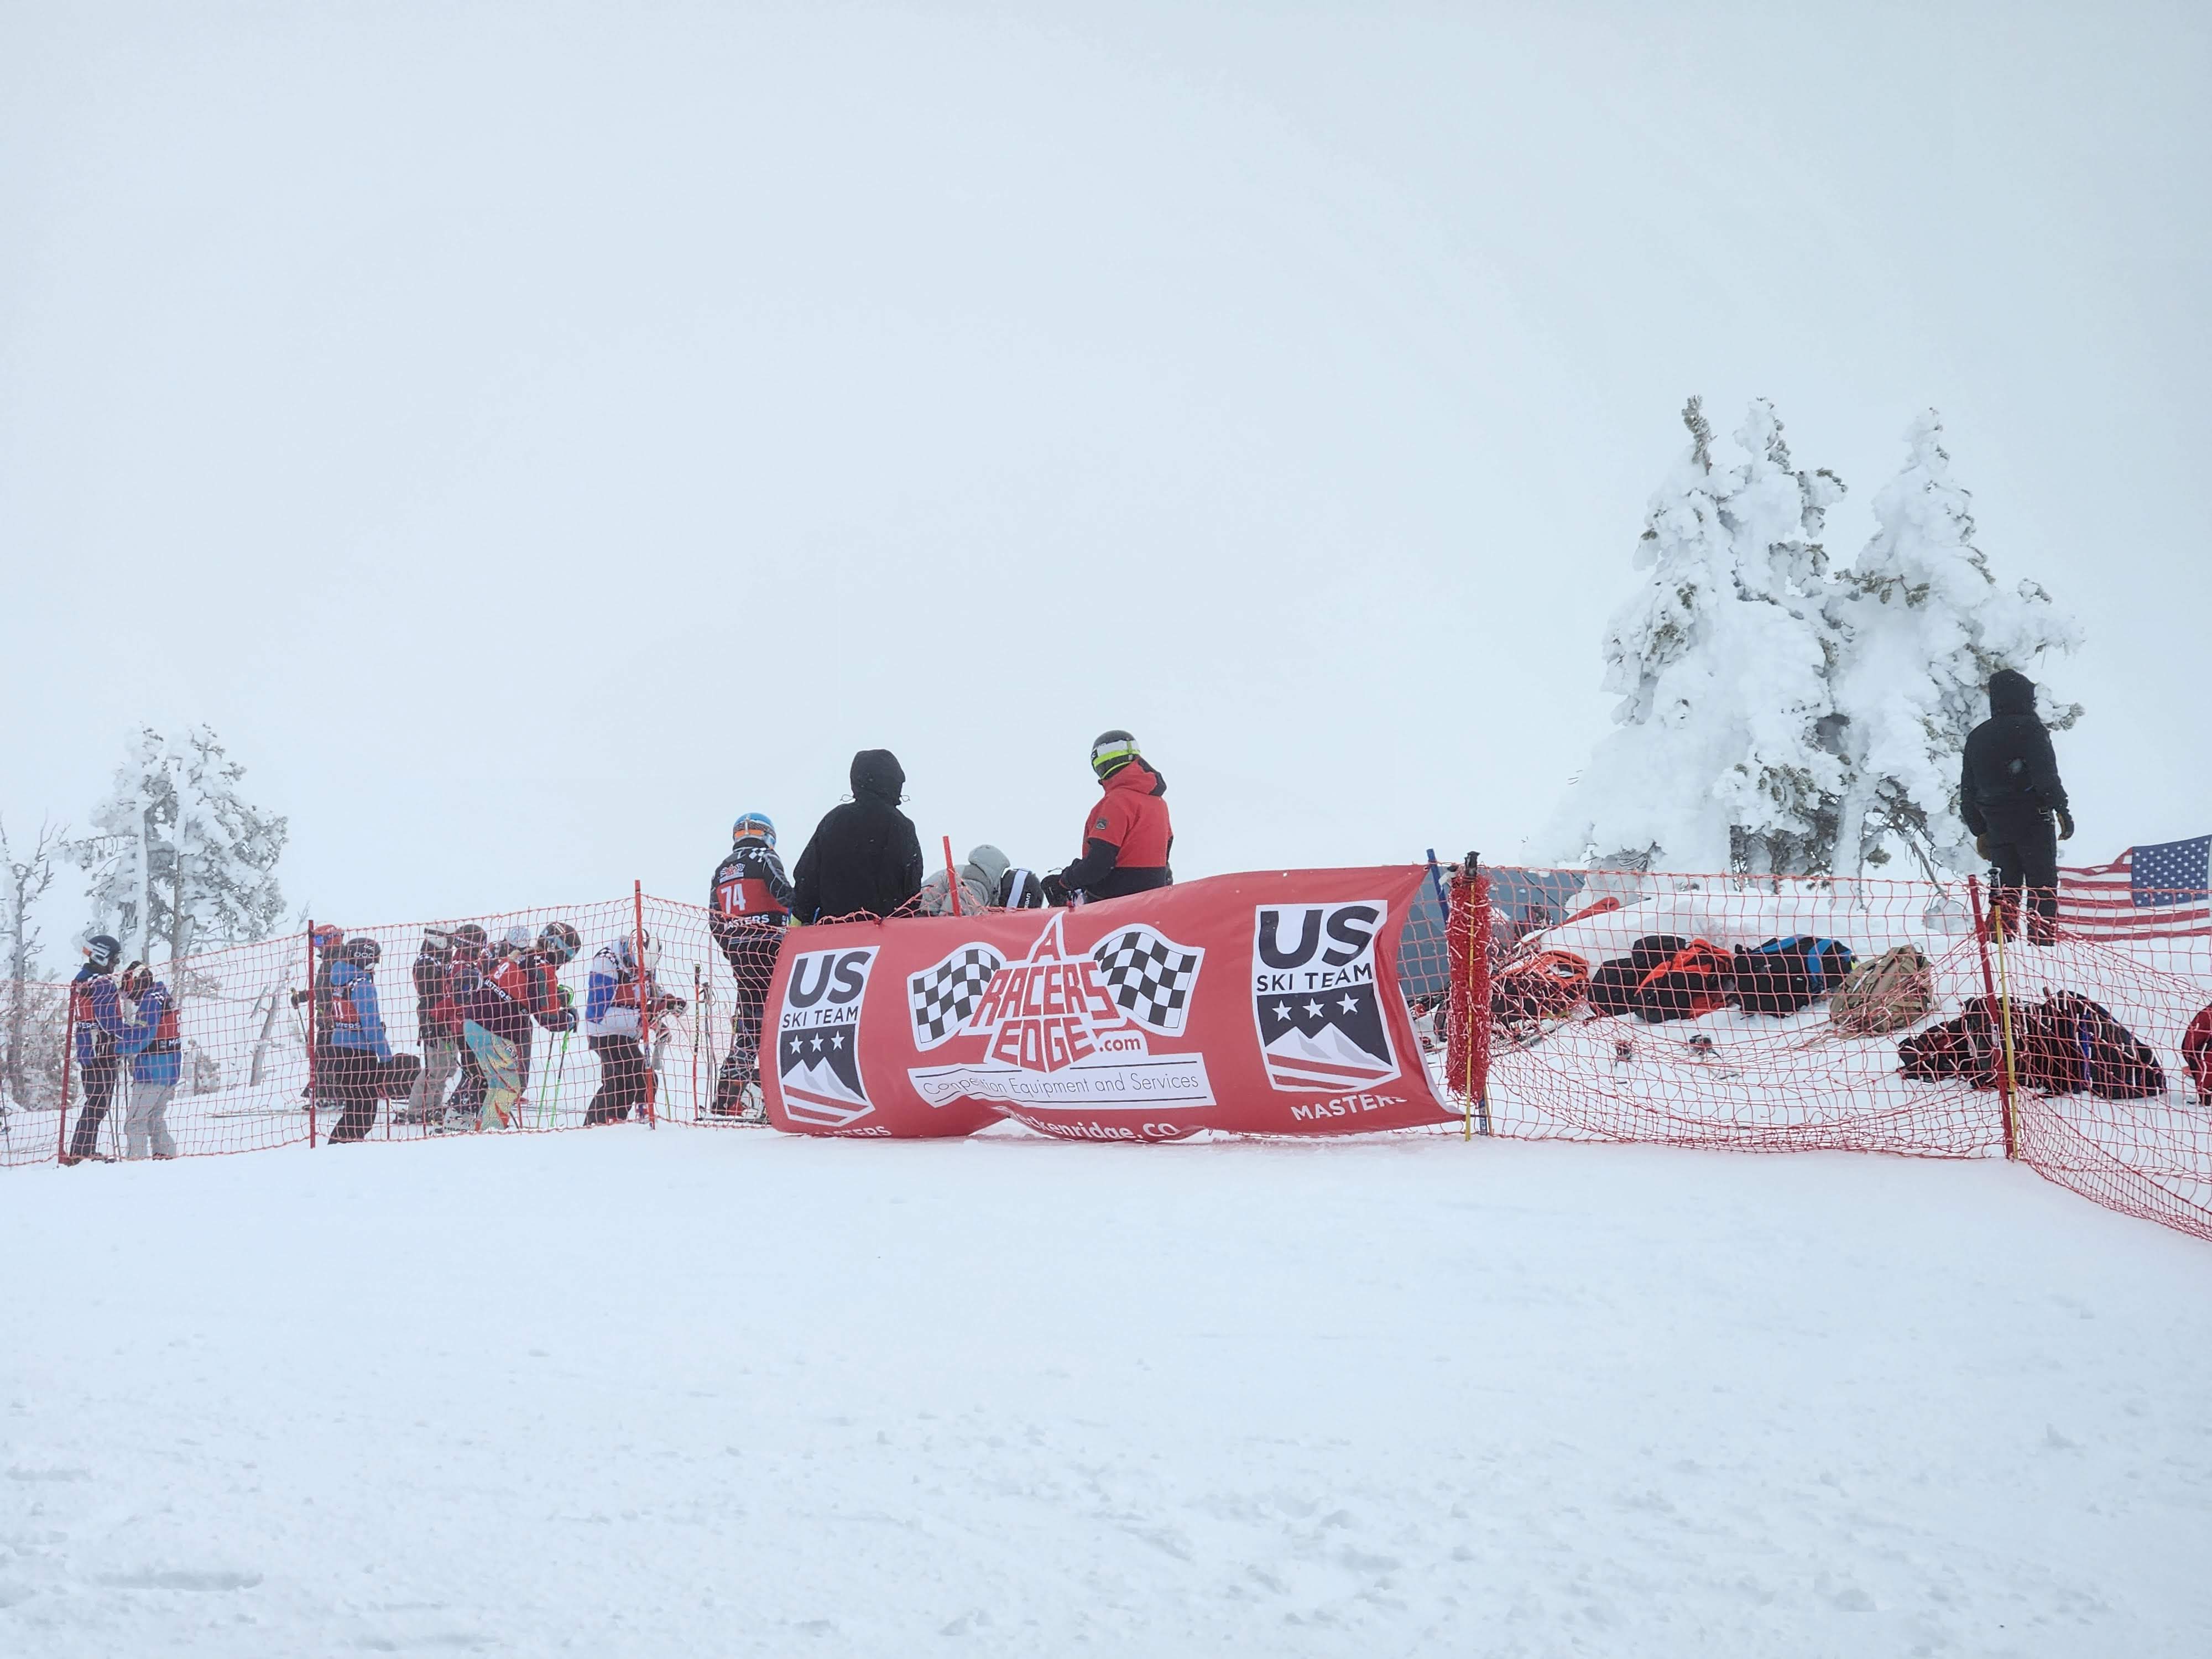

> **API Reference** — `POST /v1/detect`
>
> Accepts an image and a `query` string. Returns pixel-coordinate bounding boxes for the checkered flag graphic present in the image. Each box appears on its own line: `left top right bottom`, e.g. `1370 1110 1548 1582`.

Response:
1091 926 1205 1037
907 944 1005 1051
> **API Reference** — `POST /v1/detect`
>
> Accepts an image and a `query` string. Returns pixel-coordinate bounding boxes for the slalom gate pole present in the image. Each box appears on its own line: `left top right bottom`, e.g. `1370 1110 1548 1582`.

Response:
56 983 74 1165
1966 875 2016 1160
943 837 962 916
692 964 702 1120
1425 848 1449 914
1989 886 2022 1152
635 880 654 1130
305 920 319 1150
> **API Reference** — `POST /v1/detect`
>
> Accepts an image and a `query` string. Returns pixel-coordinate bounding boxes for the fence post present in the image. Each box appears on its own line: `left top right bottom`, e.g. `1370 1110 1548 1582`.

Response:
56 981 75 1165
635 880 655 1130
1446 855 1491 1139
1966 876 2015 1161
942 837 962 916
304 921 319 1149
1470 855 1492 1138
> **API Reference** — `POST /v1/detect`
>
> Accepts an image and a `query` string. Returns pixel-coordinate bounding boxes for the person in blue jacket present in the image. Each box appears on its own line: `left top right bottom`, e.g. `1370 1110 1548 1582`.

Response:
324 936 394 1143
117 961 182 1159
64 934 133 1164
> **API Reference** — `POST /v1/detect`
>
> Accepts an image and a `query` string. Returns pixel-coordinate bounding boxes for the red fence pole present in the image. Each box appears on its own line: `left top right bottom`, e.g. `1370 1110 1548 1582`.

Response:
635 880 655 1130
1966 876 2015 1161
942 837 962 916
1470 858 1493 1137
56 983 75 1165
1447 858 1486 1138
305 921 319 1149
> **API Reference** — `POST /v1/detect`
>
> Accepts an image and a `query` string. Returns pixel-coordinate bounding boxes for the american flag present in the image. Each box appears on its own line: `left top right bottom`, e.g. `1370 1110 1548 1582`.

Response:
2058 835 2212 940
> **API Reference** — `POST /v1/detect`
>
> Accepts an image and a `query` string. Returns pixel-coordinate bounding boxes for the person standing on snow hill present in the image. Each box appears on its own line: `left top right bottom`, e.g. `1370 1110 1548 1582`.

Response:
709 814 792 1118
790 749 925 923
1961 668 2073 946
62 934 132 1164
582 932 684 1126
493 922 581 1084
1045 731 1174 906
116 962 182 1159
398 927 463 1125
321 937 396 1143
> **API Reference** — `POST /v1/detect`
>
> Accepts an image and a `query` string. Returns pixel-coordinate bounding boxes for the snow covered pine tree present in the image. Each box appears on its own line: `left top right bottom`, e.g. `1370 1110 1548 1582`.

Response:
1825 411 2081 879
1541 397 1848 876
72 726 289 966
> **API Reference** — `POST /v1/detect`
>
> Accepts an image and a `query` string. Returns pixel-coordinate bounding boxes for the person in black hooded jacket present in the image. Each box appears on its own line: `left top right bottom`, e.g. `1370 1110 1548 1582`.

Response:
1960 667 2073 944
790 749 926 922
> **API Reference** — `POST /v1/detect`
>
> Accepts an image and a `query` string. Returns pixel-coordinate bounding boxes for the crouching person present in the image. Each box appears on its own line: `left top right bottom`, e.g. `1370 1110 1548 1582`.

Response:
117 962 182 1159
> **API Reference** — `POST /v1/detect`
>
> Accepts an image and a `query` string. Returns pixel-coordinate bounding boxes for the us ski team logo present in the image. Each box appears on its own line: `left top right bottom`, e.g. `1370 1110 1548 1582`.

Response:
776 945 879 1127
905 915 1213 1110
1250 902 1401 1092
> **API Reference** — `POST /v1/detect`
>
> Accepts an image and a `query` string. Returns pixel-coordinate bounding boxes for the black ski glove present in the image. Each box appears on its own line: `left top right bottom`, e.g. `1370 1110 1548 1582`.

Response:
1974 834 1992 862
2055 808 2075 842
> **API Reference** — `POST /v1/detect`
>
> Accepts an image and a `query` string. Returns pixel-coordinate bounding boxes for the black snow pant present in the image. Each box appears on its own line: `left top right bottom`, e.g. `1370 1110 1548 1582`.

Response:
586 1034 649 1125
1985 807 2059 945
715 926 784 1112
321 1046 384 1142
67 1053 121 1160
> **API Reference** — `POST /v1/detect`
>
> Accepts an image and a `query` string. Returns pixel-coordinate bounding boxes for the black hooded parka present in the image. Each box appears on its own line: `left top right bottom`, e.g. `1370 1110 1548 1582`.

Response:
790 750 925 923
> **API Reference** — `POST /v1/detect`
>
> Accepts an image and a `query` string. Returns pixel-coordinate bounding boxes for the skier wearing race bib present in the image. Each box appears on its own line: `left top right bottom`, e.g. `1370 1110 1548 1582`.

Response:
62 935 131 1164
709 813 791 1119
582 932 683 1126
116 961 183 1159
1047 731 1175 905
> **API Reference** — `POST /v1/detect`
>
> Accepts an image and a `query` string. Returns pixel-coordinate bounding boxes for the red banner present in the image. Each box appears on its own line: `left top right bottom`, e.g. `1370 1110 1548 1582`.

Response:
762 866 1453 1140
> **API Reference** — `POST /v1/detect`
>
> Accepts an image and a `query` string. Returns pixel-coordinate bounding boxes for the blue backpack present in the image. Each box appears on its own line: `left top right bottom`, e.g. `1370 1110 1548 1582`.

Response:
1734 936 1858 1016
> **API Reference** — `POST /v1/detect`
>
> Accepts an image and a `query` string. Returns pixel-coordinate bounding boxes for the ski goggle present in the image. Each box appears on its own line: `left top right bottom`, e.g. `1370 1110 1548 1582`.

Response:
732 815 776 847
1090 737 1139 778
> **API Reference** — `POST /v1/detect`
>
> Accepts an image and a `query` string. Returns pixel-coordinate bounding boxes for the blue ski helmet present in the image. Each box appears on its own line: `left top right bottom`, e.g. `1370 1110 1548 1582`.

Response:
732 812 776 848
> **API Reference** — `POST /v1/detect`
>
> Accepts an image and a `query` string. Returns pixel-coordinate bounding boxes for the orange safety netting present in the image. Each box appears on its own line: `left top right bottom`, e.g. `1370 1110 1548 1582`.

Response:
1446 865 2212 1243
6 864 2209 1252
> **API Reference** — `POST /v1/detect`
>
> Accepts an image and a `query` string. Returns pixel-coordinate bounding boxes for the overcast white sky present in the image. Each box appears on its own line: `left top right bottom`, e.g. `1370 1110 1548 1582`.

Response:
3 2 2206 935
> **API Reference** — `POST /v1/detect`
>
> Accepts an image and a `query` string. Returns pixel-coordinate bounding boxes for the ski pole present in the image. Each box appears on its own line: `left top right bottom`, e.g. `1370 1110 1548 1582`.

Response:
545 1027 570 1129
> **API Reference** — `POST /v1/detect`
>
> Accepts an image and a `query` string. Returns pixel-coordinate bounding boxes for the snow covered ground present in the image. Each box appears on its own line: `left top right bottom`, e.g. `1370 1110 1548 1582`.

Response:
6 1128 2212 1656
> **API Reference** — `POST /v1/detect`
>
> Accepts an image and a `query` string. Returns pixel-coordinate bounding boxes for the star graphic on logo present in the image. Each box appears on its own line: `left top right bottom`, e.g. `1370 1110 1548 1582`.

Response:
1303 999 1323 1018
831 1031 844 1049
810 1035 824 1052
1273 1001 1292 1021
1338 992 1360 1014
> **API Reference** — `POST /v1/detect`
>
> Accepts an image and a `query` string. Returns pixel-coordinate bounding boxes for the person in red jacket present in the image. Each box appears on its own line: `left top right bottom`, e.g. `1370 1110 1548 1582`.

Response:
1046 730 1175 904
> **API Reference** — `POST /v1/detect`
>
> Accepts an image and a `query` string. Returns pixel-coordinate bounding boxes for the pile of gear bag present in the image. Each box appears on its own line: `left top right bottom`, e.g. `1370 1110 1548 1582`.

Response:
1491 929 2205 1104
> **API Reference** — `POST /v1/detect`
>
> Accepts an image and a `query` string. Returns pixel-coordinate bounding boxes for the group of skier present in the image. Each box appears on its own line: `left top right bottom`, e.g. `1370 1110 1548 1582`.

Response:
59 727 1177 1151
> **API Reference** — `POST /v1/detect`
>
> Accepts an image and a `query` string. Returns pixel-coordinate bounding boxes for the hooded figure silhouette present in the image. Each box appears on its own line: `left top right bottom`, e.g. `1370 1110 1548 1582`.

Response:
791 749 926 922
1961 669 2072 943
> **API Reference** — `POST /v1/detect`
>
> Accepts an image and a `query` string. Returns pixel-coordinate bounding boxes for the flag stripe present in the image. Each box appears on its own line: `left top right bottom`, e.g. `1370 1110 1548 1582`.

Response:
2057 836 2212 939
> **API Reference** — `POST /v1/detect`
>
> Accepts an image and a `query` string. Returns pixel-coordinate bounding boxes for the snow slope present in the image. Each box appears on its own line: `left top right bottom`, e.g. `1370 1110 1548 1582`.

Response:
5 1129 2211 1656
